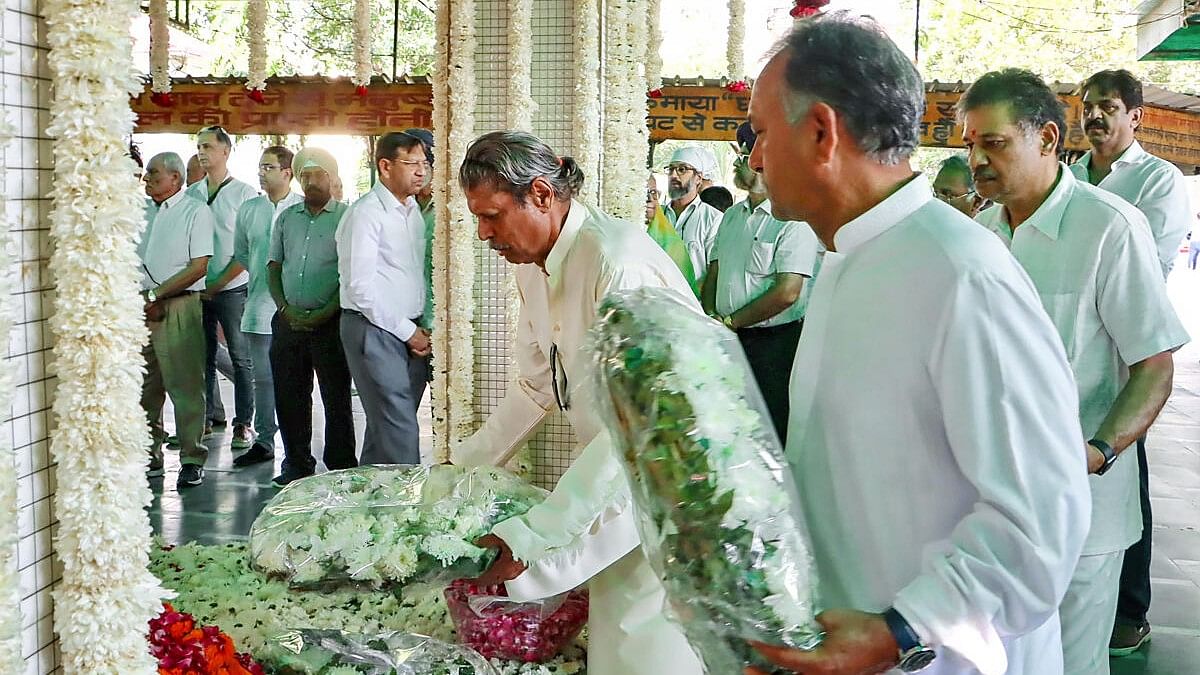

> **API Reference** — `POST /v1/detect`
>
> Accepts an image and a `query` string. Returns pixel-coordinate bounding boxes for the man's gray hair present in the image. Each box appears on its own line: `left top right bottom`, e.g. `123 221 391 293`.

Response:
770 12 924 165
150 151 186 178
459 130 584 205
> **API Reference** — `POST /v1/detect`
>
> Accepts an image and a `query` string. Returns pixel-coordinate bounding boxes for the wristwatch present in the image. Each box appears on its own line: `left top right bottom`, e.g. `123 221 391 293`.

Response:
1089 438 1118 476
883 607 936 672
145 289 157 303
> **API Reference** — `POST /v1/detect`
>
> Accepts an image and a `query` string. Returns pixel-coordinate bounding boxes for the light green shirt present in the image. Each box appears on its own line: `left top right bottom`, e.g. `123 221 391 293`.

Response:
269 199 347 310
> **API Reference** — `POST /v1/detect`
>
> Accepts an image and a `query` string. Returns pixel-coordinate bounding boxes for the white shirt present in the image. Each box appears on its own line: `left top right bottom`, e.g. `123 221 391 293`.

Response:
453 200 701 675
335 182 427 342
139 189 215 292
1070 141 1190 279
711 197 820 326
977 165 1188 556
788 174 1090 674
233 191 304 334
664 196 722 278
187 176 258 290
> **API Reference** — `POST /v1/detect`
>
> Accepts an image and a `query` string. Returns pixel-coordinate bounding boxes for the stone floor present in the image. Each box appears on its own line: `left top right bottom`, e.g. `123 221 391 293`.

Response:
151 259 1200 673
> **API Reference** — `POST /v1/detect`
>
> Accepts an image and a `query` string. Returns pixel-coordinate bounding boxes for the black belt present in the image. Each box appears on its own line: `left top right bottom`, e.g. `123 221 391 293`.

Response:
736 320 801 337
343 308 423 324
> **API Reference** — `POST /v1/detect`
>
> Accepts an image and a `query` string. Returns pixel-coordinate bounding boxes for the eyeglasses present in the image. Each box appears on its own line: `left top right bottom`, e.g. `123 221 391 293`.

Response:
666 164 696 176
646 188 660 201
394 159 431 169
935 189 976 203
550 343 570 411
258 163 282 172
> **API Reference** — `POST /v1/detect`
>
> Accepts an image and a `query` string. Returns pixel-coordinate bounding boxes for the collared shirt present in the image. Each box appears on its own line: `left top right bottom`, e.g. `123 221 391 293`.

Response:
269 199 347 311
187 175 258 290
712 197 820 326
455 199 696 560
336 182 427 342
1070 141 1190 279
977 164 1189 556
789 173 1090 674
419 195 436 329
233 191 304 333
664 196 722 278
139 189 215 292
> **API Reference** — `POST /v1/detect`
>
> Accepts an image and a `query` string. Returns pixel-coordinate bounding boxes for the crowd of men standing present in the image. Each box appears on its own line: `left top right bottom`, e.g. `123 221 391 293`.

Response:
136 126 438 491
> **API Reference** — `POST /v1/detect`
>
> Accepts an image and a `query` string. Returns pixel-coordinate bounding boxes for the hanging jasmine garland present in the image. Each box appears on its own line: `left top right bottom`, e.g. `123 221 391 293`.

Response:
245 0 267 97
43 0 169 671
148 0 171 104
506 0 537 131
0 37 21 675
646 0 663 93
572 0 601 205
601 0 650 223
727 0 745 81
430 0 452 460
352 0 372 94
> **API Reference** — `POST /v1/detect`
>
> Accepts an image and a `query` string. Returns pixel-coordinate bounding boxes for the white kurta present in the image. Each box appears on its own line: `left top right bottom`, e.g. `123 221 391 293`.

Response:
665 196 722 278
453 200 703 675
977 165 1189 556
787 174 1091 675
1070 141 1190 279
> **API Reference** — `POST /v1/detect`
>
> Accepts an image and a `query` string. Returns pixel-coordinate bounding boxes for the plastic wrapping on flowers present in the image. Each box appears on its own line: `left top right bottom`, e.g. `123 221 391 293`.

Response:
589 287 824 672
249 465 547 589
262 629 496 675
444 580 588 663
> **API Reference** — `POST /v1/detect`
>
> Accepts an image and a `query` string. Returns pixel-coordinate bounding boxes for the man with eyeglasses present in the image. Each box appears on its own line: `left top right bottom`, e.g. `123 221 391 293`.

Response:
268 147 357 486
933 154 988 218
664 146 723 283
187 126 259 454
702 122 820 444
227 146 304 469
453 131 702 675
336 131 432 466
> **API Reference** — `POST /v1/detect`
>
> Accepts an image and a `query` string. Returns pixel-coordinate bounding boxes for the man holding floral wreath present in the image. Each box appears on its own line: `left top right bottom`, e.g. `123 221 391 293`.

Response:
452 130 703 675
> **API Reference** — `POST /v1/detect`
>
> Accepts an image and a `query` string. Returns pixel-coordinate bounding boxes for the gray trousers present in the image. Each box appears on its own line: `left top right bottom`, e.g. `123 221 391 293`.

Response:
244 331 277 449
340 310 429 465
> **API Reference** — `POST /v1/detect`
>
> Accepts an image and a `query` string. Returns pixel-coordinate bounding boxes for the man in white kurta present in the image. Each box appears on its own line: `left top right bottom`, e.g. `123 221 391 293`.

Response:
746 18 1090 675
963 68 1188 675
454 131 701 675
663 146 723 281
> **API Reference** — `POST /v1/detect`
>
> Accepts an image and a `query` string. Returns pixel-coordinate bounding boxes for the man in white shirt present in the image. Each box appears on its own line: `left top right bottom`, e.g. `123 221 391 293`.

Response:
701 121 819 443
404 128 437 329
453 131 702 675
663 146 723 282
1070 69 1192 656
746 17 1090 675
964 68 1188 675
138 152 215 489
337 131 432 466
229 146 304 468
187 126 259 449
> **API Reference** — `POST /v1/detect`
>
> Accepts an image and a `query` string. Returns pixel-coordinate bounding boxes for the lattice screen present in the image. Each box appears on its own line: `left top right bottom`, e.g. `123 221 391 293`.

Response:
471 0 579 489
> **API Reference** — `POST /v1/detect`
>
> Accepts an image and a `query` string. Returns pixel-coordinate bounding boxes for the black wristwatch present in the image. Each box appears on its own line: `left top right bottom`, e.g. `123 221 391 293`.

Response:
883 607 936 672
1089 438 1118 476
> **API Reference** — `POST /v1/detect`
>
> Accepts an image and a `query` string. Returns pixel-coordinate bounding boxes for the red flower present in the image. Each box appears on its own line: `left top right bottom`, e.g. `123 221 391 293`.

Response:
148 603 261 675
150 92 175 107
648 88 664 99
355 84 369 97
726 80 749 93
247 89 266 104
790 0 829 18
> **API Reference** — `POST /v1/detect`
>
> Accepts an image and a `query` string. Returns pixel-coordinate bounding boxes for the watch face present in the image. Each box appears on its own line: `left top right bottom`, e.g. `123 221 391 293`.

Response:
899 648 937 672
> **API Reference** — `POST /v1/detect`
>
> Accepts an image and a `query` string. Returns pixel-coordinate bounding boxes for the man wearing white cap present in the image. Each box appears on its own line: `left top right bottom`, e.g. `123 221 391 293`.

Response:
664 146 723 282
267 147 358 486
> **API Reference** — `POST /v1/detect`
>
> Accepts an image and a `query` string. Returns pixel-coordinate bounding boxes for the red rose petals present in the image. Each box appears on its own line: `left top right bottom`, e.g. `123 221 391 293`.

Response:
445 580 588 663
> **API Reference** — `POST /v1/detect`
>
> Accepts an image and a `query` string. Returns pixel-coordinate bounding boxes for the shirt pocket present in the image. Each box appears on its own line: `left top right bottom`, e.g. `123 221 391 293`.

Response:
747 240 777 277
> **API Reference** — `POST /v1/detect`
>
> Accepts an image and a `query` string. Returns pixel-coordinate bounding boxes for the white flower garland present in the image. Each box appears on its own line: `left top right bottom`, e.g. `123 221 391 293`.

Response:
430 0 452 460
601 0 649 223
352 0 371 88
431 0 477 460
245 0 267 91
573 0 601 205
43 0 169 671
0 37 22 675
726 0 745 81
646 0 663 91
149 0 169 93
506 0 537 131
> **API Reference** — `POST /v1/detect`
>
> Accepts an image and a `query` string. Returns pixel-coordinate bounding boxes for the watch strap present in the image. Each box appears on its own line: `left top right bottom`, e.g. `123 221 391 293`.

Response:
1089 438 1117 475
883 607 922 653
